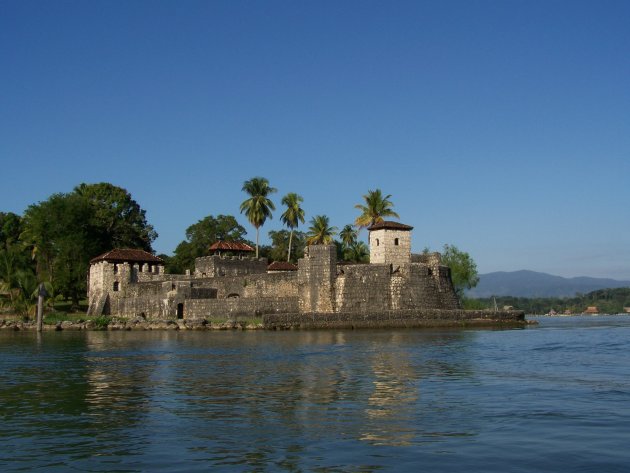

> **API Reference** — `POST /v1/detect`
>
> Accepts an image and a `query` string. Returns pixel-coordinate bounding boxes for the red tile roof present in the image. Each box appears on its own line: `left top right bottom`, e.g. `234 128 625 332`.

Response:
267 261 298 271
367 221 413 231
209 241 255 252
90 249 164 264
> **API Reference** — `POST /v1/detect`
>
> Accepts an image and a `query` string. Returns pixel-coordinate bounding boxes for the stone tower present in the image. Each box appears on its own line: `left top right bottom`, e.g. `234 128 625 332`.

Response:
368 221 413 268
87 249 165 315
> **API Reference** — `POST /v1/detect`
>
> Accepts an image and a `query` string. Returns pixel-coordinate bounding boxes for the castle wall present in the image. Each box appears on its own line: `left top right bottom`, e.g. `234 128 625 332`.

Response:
335 264 392 313
180 297 299 320
87 233 462 321
298 245 336 313
194 255 267 277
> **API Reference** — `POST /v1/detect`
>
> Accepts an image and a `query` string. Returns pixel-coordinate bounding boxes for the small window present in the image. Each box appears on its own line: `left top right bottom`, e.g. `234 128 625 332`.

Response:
376 239 380 246
113 281 119 292
394 238 399 246
113 264 118 274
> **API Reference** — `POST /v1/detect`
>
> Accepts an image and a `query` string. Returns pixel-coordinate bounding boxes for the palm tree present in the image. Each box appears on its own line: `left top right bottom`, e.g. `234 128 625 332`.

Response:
280 193 305 262
339 224 358 249
306 215 337 245
354 189 400 229
345 241 369 263
239 177 277 258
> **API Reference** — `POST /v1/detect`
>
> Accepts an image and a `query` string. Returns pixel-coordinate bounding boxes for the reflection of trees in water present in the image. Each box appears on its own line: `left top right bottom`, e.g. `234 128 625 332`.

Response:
0 332 155 468
0 328 484 470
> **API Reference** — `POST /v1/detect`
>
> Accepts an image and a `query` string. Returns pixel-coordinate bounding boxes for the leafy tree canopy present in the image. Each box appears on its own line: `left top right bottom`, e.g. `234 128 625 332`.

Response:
306 215 337 245
440 244 480 298
240 177 277 258
268 229 306 263
74 182 157 252
170 214 248 273
354 189 400 229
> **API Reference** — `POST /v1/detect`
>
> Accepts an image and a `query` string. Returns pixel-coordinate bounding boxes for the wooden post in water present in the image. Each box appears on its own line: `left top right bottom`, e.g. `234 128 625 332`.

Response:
36 283 45 333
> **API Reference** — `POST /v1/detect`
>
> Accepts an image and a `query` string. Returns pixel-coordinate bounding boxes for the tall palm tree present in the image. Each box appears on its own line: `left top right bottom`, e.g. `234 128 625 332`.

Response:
306 215 337 245
339 224 358 249
354 189 400 229
345 241 369 263
280 193 305 262
239 177 277 258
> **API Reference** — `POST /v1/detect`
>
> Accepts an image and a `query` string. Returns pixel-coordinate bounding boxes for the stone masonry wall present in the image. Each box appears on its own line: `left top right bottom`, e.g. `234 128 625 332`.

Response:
181 297 299 320
369 228 411 268
264 309 526 330
335 264 392 313
298 245 336 313
390 264 441 310
194 255 267 278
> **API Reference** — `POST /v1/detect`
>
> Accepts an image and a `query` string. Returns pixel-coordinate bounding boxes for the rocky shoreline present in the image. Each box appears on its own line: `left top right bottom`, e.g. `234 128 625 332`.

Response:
0 318 263 331
1 309 533 332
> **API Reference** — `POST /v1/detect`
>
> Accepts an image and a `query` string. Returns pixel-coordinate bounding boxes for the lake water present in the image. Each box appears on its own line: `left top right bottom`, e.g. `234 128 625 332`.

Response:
1 316 630 472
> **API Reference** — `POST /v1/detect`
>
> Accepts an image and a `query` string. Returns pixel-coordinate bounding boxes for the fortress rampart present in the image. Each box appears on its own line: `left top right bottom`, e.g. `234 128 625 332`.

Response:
86 221 524 328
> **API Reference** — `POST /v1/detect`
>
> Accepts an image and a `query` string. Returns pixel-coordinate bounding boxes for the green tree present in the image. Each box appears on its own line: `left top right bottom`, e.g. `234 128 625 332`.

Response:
354 189 400 229
280 193 305 262
306 215 337 245
344 241 369 263
0 212 23 250
74 182 157 251
22 193 100 308
170 215 248 273
268 229 306 263
339 224 358 248
441 244 480 298
240 177 277 258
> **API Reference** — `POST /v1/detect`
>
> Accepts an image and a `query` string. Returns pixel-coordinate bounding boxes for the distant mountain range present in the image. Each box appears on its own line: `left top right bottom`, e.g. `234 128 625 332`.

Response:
467 270 630 298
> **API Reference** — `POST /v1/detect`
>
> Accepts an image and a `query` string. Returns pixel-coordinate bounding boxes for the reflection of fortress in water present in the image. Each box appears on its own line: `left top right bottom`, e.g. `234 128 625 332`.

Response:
87 222 525 328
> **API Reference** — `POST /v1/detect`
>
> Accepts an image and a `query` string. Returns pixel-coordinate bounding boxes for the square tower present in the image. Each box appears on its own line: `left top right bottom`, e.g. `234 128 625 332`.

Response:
368 221 413 268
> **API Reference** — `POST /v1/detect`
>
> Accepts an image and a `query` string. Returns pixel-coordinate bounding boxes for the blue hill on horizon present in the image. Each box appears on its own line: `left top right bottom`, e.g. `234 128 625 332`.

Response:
467 270 630 298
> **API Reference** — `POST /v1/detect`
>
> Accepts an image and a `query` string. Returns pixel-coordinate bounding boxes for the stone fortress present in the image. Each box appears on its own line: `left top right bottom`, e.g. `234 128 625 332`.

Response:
87 221 524 328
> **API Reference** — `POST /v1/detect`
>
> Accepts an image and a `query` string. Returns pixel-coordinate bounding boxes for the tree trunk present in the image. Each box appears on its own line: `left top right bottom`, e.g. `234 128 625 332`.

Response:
255 227 259 259
287 230 293 262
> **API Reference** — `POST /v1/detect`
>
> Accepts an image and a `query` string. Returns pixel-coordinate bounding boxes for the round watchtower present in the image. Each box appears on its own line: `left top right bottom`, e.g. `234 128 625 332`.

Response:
368 221 413 268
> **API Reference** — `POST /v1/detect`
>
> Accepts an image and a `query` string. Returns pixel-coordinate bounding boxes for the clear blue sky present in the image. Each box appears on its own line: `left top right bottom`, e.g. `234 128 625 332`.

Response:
1 0 629 279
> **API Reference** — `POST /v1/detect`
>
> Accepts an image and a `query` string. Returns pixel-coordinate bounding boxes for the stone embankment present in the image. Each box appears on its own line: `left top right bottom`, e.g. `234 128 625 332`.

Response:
1 310 530 331
0 318 263 331
264 309 530 330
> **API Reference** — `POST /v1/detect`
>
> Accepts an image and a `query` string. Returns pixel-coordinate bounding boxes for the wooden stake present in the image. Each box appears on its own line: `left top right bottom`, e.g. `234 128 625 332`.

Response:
37 283 44 333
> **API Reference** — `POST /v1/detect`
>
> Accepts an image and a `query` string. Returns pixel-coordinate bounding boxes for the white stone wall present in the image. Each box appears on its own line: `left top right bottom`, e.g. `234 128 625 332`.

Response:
369 228 411 268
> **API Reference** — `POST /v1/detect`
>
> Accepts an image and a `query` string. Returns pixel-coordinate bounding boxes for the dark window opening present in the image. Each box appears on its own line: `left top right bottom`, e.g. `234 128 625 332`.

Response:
376 239 380 246
177 303 184 319
227 293 240 299
113 281 119 292
113 264 118 274
394 238 399 246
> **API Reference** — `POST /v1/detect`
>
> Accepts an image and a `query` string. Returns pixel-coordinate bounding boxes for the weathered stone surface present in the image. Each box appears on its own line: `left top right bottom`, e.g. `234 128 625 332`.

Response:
85 225 467 327
263 310 527 330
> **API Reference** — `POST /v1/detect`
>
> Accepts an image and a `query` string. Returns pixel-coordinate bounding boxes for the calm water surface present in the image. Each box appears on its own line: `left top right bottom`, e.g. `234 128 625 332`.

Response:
1 316 629 472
